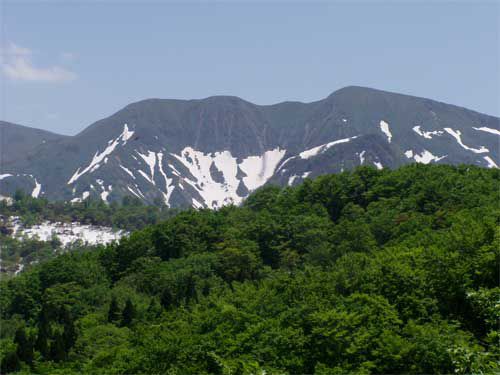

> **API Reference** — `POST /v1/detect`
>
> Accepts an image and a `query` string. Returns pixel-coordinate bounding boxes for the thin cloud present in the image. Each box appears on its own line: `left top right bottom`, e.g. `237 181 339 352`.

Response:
1 43 77 83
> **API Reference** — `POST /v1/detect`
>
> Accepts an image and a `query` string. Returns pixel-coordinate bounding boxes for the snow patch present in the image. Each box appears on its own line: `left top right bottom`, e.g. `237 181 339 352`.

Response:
120 164 136 179
0 195 13 205
89 163 100 174
31 179 41 198
157 152 175 207
240 148 286 191
127 186 141 199
68 124 135 184
171 146 285 208
413 150 447 164
96 180 112 202
169 164 182 177
373 161 383 170
14 263 24 275
120 123 135 143
138 170 155 185
379 121 392 143
101 191 110 201
0 174 12 180
299 136 358 159
137 150 156 184
413 126 444 139
404 150 414 158
192 198 203 209
10 216 125 247
288 175 298 186
70 191 90 203
276 156 296 172
172 147 240 208
473 126 500 136
444 128 489 154
483 156 498 168
359 150 366 164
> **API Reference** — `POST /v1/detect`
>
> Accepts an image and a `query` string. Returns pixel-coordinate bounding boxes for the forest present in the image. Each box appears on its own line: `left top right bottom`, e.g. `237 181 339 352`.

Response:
0 192 179 231
0 164 498 374
0 193 179 275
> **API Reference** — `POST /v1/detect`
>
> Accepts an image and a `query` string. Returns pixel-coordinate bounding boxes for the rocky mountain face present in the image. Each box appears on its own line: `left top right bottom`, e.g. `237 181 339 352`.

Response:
1 86 499 208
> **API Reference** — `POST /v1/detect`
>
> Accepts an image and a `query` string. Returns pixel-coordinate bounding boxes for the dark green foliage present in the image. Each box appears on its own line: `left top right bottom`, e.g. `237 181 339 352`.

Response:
1 196 180 277
62 308 77 351
152 209 222 260
0 165 498 374
0 350 20 374
160 289 173 310
14 327 33 365
49 333 66 362
107 296 120 323
35 308 51 358
146 298 161 319
121 299 135 327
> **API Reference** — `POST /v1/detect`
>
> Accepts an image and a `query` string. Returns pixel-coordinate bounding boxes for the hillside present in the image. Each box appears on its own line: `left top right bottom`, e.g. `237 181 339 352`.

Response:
1 86 499 208
0 194 178 275
0 121 67 166
1 164 498 374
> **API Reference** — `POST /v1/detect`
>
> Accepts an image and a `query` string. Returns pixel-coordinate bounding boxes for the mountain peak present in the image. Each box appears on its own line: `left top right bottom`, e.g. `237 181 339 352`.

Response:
1 89 498 208
328 85 403 98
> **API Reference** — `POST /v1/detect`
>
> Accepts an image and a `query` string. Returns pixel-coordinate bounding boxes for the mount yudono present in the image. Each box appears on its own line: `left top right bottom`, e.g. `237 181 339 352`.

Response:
1 86 499 208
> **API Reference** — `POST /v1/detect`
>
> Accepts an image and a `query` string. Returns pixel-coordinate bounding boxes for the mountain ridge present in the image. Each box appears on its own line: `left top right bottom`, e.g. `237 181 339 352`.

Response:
1 86 499 208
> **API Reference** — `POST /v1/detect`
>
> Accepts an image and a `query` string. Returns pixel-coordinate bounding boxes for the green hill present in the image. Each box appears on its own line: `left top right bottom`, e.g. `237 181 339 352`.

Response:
1 164 498 374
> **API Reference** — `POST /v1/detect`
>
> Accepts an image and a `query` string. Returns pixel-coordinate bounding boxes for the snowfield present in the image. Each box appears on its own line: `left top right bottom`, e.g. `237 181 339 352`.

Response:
42 118 500 210
9 216 126 247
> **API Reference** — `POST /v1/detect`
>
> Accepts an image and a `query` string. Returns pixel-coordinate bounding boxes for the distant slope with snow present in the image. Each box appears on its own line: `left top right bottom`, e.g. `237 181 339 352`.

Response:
1 86 499 208
9 216 125 246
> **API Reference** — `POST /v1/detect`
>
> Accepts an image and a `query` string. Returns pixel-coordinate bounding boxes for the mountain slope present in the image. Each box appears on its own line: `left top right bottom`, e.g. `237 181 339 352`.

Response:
0 121 67 166
0 121 68 198
1 86 499 207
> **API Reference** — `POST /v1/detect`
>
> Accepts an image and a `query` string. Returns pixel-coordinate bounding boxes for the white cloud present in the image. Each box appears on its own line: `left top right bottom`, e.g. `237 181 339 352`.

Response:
3 58 77 82
1 42 77 83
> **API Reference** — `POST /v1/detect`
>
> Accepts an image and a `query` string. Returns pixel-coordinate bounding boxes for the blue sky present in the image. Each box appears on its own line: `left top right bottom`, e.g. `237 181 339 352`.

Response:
1 1 499 135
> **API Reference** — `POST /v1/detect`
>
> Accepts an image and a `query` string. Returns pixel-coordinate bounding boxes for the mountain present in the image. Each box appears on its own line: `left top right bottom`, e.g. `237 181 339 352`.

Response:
0 121 67 165
1 86 499 208
0 121 68 198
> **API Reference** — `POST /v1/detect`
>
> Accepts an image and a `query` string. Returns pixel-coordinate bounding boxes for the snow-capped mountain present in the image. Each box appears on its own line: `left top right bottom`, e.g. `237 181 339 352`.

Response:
1 86 499 208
